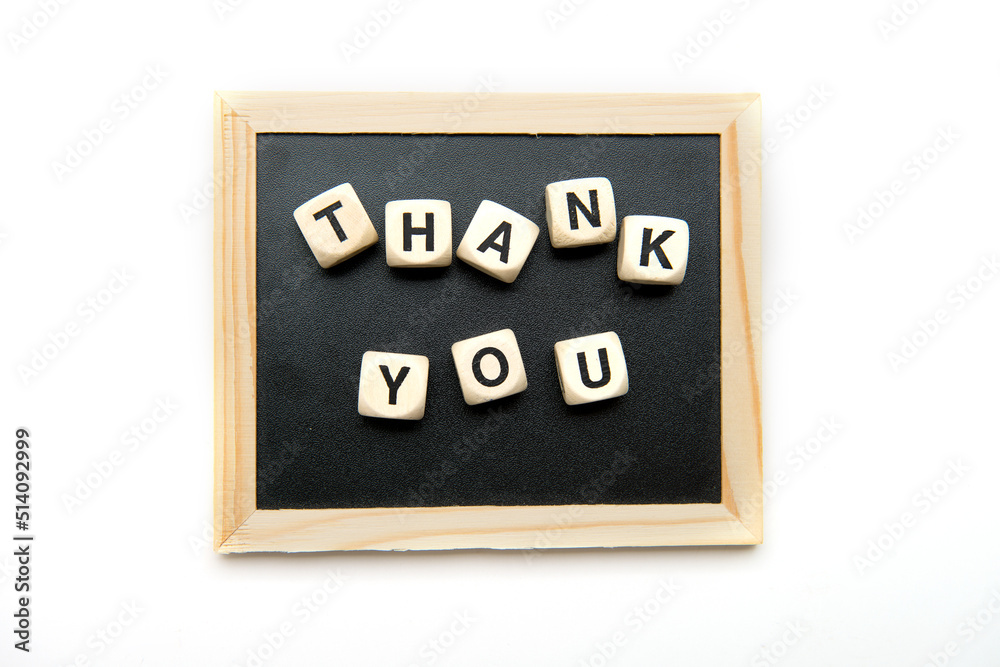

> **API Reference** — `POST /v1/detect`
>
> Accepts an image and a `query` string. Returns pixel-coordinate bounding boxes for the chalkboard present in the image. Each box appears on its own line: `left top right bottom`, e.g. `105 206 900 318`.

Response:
214 92 762 552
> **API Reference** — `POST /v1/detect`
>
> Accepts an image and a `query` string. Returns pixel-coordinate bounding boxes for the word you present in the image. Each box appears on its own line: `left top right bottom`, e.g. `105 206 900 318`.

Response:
359 330 629 421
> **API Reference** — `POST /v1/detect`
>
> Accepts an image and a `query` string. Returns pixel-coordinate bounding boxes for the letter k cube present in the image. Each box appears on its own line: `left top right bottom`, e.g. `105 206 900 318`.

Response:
616 216 689 285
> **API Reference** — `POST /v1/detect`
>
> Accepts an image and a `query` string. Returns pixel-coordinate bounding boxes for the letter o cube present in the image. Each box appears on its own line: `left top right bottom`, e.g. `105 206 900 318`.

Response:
451 328 528 405
554 332 628 405
294 183 379 268
616 215 689 285
456 201 539 283
357 351 429 420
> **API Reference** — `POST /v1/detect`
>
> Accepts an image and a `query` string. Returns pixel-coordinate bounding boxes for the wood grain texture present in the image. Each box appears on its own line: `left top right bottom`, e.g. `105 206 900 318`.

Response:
218 91 759 134
222 504 759 553
213 94 257 551
214 92 762 552
719 96 763 542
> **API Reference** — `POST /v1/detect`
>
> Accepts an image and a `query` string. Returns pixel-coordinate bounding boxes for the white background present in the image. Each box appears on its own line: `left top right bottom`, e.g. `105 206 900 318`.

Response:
2 0 999 664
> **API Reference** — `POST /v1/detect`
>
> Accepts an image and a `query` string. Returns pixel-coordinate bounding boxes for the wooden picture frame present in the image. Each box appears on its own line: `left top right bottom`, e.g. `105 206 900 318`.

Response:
213 92 761 553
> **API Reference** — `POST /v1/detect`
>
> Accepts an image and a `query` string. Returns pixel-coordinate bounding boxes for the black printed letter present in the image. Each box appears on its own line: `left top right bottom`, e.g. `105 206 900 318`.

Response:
379 365 410 405
567 190 601 230
472 347 509 387
403 212 434 252
314 201 347 242
577 348 611 389
476 222 512 264
639 228 674 268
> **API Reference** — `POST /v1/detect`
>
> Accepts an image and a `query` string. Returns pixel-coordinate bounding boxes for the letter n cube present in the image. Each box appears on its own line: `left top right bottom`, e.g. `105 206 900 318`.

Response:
545 177 617 248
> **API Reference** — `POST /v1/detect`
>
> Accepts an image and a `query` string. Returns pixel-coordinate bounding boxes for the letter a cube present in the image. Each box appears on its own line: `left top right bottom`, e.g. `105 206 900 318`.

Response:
456 201 539 283
294 183 379 268
357 351 429 420
554 332 628 405
616 215 689 285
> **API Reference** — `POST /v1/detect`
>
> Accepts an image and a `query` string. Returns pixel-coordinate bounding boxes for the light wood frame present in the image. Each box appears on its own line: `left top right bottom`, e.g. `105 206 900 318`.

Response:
214 92 761 553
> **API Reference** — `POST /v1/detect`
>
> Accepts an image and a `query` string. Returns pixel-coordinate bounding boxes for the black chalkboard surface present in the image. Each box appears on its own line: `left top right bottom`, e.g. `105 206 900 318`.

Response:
254 133 721 510
213 92 761 552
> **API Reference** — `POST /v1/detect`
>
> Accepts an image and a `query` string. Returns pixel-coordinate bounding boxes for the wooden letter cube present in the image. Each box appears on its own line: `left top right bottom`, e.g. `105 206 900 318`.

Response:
456 201 539 283
293 183 379 268
554 332 628 405
545 177 617 248
357 351 429 420
616 215 689 285
451 328 528 405
384 199 452 268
